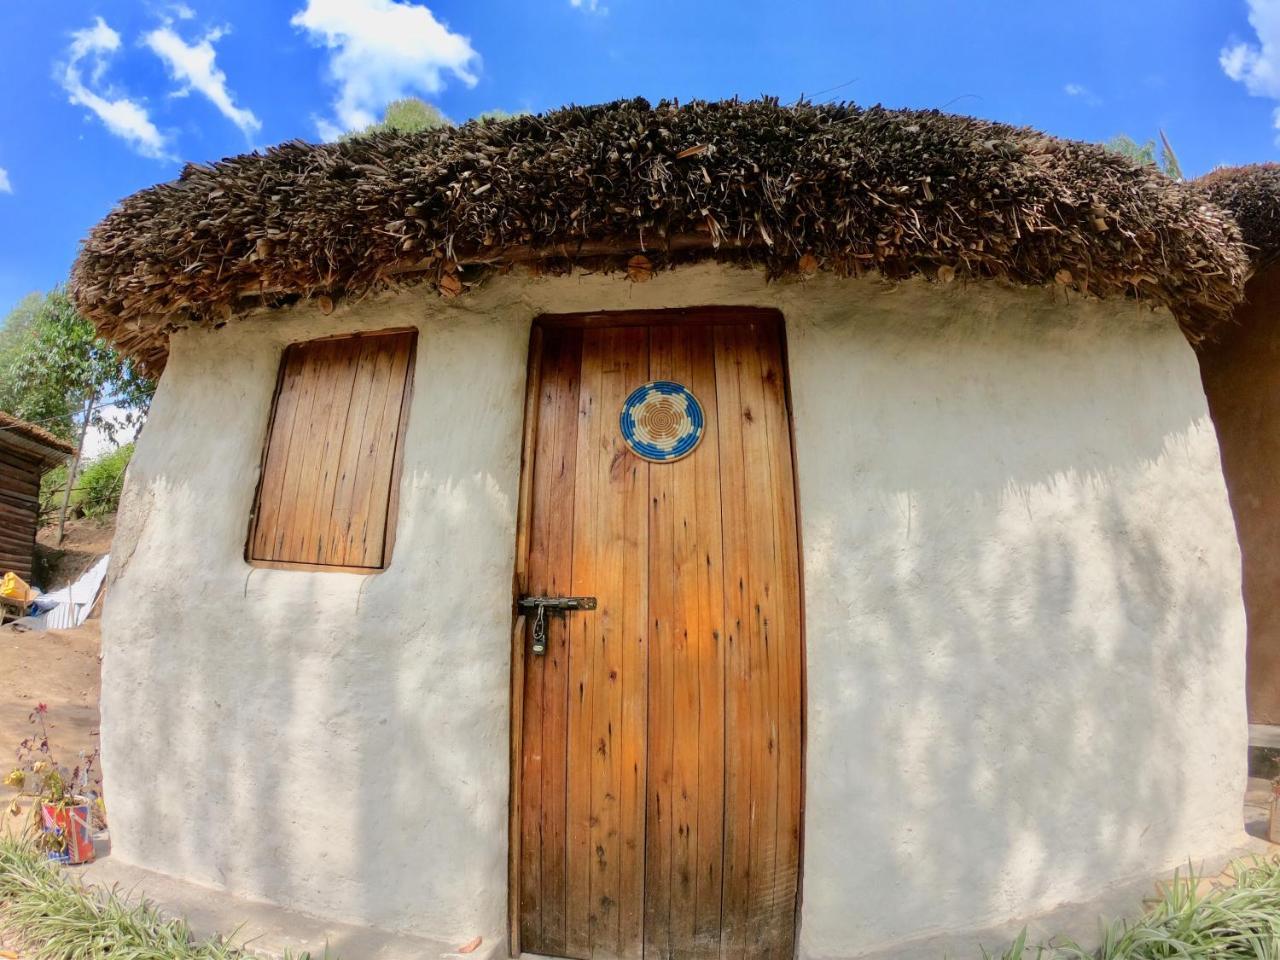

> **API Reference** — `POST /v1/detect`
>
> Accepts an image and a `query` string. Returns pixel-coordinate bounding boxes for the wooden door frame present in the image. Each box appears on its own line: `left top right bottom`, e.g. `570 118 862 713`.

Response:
505 306 809 958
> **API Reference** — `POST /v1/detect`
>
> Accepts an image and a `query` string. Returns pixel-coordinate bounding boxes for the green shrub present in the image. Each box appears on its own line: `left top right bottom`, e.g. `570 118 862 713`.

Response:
38 462 67 517
73 442 133 518
0 836 333 958
987 857 1280 959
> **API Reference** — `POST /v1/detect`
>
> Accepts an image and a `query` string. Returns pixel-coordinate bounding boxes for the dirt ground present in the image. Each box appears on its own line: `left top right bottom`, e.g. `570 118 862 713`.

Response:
32 516 116 592
0 619 102 837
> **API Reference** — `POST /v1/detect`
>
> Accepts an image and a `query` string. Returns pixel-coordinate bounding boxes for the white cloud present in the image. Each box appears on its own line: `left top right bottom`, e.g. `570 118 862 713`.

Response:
57 18 170 159
1221 0 1280 137
1063 82 1100 105
0 167 10 194
291 0 478 137
144 23 261 136
313 116 345 142
570 0 603 10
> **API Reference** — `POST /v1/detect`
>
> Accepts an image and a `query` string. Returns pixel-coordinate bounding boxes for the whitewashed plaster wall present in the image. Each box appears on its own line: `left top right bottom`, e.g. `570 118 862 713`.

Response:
102 264 1246 956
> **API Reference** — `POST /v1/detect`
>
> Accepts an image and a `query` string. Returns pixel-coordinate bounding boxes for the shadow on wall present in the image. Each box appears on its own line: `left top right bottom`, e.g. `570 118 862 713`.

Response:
103 302 1245 956
793 314 1245 953
1198 261 1280 726
107 473 516 946
101 313 525 946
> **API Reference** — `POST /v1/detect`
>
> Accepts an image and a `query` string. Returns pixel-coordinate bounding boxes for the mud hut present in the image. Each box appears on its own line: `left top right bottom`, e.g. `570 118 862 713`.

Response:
72 99 1252 959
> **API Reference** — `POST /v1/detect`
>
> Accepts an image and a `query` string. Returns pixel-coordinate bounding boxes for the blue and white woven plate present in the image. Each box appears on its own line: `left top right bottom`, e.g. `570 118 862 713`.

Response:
620 380 705 462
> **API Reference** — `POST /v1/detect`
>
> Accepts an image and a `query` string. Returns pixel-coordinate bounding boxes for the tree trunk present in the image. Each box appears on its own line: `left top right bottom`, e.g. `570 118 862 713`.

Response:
56 390 96 547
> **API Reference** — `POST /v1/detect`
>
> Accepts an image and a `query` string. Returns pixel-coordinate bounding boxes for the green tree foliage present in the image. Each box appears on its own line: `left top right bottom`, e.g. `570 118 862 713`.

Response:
1104 131 1183 180
38 443 134 520
74 442 134 518
338 98 526 141
0 288 151 441
0 293 64 431
342 98 451 140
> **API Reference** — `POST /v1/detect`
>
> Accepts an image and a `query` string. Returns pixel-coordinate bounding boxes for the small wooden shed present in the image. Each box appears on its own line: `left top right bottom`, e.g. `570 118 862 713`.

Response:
0 411 74 583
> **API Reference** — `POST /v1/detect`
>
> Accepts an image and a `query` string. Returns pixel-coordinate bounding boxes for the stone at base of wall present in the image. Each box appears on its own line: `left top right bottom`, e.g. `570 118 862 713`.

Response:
841 837 1272 960
71 853 504 960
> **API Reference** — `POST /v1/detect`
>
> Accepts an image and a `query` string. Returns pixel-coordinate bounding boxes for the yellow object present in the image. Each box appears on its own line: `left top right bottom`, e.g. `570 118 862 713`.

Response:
0 571 37 606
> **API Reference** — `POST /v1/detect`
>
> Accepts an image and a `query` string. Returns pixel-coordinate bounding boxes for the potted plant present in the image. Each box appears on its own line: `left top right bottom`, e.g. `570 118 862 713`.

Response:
4 703 103 864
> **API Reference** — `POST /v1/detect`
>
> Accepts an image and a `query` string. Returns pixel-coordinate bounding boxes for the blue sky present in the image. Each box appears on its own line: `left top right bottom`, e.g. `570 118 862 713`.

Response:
0 0 1277 320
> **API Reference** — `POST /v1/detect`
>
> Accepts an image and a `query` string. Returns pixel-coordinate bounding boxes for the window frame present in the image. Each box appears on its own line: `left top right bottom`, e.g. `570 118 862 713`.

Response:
244 327 418 574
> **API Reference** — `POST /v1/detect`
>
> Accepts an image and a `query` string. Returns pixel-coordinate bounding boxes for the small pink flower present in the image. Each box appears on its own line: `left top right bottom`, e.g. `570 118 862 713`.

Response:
35 703 47 716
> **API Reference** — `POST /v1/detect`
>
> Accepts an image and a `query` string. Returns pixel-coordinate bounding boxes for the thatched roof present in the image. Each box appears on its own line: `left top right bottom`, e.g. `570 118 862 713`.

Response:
0 411 76 469
71 97 1251 371
1197 164 1280 271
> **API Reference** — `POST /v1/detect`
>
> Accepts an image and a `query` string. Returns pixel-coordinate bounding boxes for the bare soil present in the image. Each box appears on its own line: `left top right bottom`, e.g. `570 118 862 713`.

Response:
0 620 101 837
32 516 116 592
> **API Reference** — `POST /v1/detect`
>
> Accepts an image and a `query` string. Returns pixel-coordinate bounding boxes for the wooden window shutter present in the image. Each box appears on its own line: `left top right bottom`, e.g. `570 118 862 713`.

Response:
248 329 416 571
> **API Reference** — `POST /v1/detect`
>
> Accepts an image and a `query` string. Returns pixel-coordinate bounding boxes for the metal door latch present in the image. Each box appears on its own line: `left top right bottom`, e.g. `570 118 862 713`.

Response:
518 596 597 655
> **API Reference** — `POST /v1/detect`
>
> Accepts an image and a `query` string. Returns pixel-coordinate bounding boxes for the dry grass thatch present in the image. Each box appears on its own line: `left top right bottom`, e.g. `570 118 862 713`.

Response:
1197 163 1280 271
71 97 1251 371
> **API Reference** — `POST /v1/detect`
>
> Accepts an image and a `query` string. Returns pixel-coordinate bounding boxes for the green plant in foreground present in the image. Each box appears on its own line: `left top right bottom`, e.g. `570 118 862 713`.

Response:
73 442 133 519
4 704 102 857
0 838 335 959
985 857 1280 959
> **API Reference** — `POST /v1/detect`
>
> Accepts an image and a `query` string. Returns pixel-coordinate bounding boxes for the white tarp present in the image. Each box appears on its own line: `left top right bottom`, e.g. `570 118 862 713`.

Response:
34 554 109 630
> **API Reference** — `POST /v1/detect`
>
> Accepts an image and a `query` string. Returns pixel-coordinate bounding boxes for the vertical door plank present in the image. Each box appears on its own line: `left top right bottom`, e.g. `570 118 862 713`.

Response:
338 338 393 563
589 326 649 960
758 324 804 960
325 337 383 566
265 343 320 561
649 325 725 960
251 347 307 559
301 340 362 563
520 328 584 957
678 327 727 960
540 330 584 958
566 330 605 958
265 344 326 559
358 336 414 567
734 324 783 960
282 340 344 561
644 328 677 960
714 324 755 960
589 327 621 959
341 340 395 563
616 330 651 960
688 328 728 960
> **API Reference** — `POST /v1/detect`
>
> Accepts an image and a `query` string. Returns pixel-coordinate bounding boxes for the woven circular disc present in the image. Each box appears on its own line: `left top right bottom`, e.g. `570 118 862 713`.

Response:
619 381 705 463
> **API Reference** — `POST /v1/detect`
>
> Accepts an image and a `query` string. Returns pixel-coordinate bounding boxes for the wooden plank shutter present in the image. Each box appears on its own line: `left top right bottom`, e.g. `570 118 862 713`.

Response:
248 329 416 571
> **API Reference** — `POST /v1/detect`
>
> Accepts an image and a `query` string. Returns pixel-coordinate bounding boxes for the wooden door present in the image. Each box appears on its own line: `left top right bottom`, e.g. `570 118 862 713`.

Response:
513 310 803 960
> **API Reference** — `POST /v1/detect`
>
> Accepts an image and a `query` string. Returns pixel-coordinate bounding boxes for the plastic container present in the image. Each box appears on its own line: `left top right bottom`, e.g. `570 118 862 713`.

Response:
0 571 37 606
40 803 95 864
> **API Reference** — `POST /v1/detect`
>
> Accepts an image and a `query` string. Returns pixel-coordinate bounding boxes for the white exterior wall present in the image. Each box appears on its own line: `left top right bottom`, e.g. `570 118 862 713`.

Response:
103 265 1246 956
